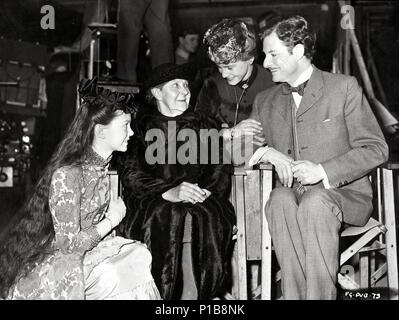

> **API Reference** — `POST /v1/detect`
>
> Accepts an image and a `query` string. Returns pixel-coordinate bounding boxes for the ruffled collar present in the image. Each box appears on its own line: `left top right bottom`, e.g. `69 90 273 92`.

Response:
84 147 112 168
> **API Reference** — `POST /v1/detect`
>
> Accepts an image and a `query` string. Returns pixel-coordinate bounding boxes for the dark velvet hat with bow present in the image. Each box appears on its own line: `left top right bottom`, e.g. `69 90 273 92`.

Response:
143 62 197 91
78 77 138 115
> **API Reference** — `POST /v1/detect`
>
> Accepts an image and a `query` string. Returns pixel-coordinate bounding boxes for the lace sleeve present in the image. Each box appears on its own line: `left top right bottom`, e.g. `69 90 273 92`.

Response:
49 167 101 255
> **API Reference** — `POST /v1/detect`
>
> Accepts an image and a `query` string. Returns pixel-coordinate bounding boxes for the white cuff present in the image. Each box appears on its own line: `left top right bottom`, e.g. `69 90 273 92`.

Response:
318 164 331 189
221 128 231 140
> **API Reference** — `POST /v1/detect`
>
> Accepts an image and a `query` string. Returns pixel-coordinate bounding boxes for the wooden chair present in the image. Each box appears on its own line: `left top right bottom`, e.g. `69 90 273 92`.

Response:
110 163 398 300
230 164 398 300
108 169 121 197
230 164 273 300
339 165 398 299
109 166 273 300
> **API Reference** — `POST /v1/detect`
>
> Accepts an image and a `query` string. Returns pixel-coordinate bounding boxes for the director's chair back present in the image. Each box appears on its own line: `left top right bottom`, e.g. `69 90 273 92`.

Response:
230 164 273 300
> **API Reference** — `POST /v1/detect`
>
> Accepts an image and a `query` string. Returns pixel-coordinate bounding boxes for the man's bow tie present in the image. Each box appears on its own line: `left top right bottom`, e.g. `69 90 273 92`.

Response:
282 80 309 96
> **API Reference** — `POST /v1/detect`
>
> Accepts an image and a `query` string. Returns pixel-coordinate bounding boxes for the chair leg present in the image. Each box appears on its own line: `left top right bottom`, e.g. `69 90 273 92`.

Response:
261 169 273 300
234 175 248 300
250 264 259 297
231 241 239 299
370 251 376 287
359 252 370 288
381 168 399 300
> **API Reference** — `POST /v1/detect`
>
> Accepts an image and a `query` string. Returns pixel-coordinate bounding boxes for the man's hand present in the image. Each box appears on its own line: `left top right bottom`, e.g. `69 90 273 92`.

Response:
162 182 210 204
291 160 324 185
249 147 294 187
252 134 267 146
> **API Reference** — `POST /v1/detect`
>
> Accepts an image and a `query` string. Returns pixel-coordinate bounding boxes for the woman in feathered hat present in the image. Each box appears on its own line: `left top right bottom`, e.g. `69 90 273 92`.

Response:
0 79 161 300
195 18 275 165
116 63 236 300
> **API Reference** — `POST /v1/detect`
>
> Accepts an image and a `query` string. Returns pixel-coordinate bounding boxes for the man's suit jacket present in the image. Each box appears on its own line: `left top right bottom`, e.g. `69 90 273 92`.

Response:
250 66 389 225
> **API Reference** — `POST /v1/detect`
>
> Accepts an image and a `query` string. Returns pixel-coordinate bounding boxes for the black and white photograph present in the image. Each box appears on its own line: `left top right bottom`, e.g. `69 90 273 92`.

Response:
0 0 398 313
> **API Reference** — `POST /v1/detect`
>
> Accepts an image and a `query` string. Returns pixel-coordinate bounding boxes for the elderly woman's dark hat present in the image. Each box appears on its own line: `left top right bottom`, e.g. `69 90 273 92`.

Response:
143 62 197 91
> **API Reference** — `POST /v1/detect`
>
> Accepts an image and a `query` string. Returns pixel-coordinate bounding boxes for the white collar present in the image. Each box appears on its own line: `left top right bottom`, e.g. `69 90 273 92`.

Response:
292 65 314 87
176 47 190 61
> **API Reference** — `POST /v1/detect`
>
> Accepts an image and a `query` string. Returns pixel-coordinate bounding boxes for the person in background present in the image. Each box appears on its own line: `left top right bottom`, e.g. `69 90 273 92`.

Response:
175 28 200 65
116 63 236 300
0 78 161 300
53 0 174 84
115 0 174 83
249 15 389 300
174 27 202 105
195 18 275 165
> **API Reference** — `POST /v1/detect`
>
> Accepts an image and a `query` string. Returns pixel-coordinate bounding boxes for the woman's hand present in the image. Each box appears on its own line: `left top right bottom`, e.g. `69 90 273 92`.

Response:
162 182 210 204
231 119 263 138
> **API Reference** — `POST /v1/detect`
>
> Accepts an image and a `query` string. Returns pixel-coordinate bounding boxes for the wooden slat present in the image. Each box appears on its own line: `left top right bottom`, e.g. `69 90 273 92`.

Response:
359 252 370 288
231 165 274 300
261 167 273 300
245 170 262 260
340 227 383 265
381 167 399 299
233 174 248 300
107 170 119 198
371 263 387 287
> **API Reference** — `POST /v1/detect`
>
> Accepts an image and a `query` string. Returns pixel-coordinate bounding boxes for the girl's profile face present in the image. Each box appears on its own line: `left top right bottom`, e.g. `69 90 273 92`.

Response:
102 111 133 152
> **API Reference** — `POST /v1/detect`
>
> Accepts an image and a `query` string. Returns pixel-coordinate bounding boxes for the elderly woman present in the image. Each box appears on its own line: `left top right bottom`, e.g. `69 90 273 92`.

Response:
195 19 275 164
116 63 236 300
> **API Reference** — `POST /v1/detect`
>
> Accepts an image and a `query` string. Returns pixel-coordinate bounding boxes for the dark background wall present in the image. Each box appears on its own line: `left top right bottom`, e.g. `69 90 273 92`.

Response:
0 0 398 157
170 0 339 72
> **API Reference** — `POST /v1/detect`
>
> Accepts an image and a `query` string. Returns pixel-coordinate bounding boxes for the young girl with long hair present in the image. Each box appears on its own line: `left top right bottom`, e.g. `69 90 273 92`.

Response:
0 78 161 300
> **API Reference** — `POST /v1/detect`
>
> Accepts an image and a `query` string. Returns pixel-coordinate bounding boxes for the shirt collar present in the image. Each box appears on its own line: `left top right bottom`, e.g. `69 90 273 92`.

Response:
176 47 190 61
292 65 314 87
236 63 258 89
84 147 112 168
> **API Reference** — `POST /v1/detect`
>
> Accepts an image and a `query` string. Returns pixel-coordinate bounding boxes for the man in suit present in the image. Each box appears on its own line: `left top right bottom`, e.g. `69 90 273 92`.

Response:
248 16 389 300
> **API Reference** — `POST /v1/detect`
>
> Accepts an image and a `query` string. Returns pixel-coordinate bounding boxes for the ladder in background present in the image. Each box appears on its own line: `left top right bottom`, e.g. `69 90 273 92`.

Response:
334 0 398 136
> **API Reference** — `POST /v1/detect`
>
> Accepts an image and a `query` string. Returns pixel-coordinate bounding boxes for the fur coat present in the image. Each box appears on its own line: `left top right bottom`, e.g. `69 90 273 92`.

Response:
116 104 236 299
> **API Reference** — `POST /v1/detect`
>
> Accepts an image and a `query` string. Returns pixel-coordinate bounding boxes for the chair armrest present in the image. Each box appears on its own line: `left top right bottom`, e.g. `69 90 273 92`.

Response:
233 164 273 176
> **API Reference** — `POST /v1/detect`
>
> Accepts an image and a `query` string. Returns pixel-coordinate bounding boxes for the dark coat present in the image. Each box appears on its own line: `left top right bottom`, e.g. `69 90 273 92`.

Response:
116 104 236 299
195 64 274 127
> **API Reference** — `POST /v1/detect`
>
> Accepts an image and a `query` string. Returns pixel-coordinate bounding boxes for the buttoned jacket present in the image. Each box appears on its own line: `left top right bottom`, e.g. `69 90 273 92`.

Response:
251 67 389 225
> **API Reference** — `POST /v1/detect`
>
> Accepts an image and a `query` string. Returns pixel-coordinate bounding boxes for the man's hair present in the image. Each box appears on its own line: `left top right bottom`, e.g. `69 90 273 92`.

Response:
178 28 200 38
260 15 316 60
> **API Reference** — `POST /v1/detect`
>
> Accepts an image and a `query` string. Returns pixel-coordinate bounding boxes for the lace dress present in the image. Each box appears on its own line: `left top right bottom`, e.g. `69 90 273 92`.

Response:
8 149 161 300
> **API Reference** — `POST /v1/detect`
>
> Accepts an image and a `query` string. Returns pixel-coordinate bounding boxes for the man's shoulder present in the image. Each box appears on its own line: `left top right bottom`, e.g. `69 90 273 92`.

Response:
317 68 357 87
